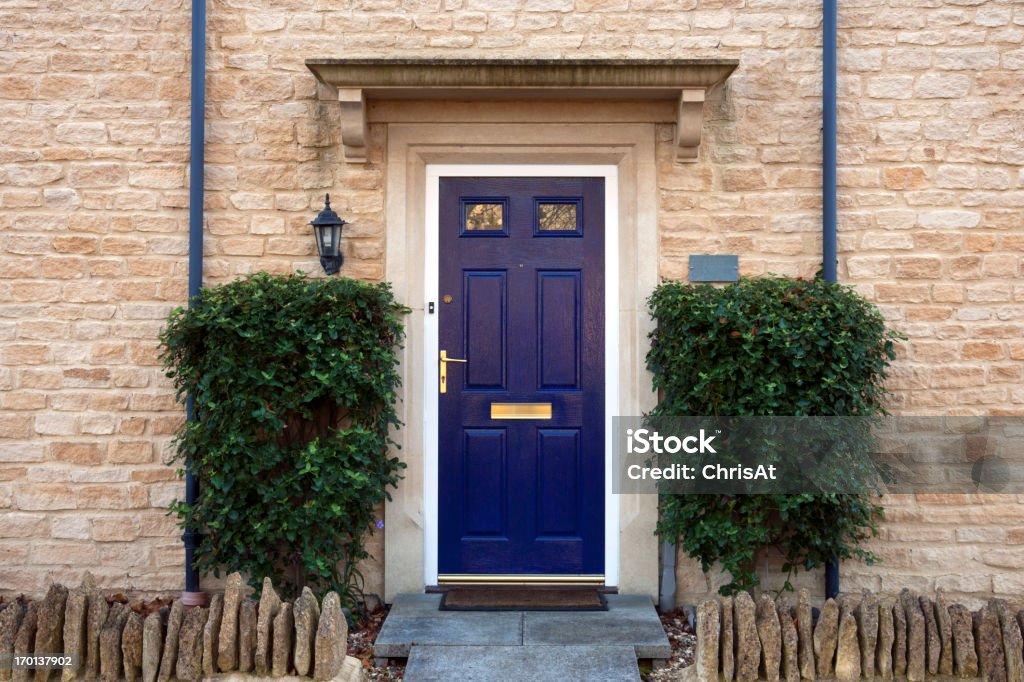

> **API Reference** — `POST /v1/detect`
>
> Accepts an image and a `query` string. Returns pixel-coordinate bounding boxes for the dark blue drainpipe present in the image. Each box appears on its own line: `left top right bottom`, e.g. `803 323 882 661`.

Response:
823 0 838 285
182 0 206 603
823 0 840 600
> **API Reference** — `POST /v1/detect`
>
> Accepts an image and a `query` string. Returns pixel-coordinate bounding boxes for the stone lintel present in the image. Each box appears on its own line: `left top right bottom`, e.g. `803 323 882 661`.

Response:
305 59 739 164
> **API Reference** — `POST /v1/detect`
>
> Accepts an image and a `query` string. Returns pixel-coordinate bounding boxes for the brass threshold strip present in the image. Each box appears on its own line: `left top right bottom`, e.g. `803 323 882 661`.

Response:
437 574 605 586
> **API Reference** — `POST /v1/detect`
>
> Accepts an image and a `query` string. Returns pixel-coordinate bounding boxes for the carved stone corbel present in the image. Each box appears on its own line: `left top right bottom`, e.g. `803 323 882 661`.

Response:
338 88 368 163
675 88 706 163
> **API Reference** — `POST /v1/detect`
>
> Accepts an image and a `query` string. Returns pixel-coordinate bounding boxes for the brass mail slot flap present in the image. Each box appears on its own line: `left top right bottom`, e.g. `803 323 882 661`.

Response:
490 402 552 420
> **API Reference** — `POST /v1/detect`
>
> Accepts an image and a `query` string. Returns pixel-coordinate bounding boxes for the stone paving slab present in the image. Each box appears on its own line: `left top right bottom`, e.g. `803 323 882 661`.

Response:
404 645 641 681
378 593 449 616
376 593 670 661
374 595 523 657
523 595 671 659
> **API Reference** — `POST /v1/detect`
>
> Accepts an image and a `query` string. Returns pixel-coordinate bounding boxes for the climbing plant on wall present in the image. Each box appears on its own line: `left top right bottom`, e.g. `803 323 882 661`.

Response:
647 276 901 595
161 272 408 605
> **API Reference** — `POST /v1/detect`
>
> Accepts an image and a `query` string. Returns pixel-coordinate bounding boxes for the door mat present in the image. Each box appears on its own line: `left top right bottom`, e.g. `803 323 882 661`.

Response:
439 588 608 612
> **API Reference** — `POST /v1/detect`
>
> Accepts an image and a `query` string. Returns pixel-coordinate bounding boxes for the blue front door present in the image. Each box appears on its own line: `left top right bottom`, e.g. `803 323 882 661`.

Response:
438 177 605 578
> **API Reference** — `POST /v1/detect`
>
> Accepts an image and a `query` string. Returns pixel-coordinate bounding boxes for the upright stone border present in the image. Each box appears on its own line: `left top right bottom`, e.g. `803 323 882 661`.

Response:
238 600 257 673
313 592 348 681
975 601 1007 682
776 599 798 682
121 612 144 682
856 592 877 679
84 575 107 681
254 578 281 677
0 602 26 682
202 594 224 678
156 600 183 682
813 598 839 678
892 595 907 678
99 603 129 682
733 592 760 682
934 592 953 677
920 596 940 676
835 596 861 682
720 596 734 682
141 609 165 682
0 576 366 682
877 596 895 680
795 590 814 682
60 585 87 682
689 589 1011 682
294 587 320 677
34 584 68 682
12 603 39 682
949 603 979 677
271 602 294 677
218 573 245 673
755 594 782 682
174 606 207 682
901 589 926 682
995 599 1023 682
695 600 720 681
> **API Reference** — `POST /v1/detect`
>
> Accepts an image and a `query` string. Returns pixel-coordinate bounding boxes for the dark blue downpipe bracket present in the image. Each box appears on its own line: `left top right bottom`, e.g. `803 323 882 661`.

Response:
182 0 206 605
823 0 840 600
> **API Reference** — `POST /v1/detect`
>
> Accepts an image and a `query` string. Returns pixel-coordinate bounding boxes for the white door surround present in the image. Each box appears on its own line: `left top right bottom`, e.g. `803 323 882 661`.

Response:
424 164 619 586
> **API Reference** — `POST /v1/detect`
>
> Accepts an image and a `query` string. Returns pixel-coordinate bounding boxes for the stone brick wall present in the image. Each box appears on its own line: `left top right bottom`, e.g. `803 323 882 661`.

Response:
1 1 1022 601
1 3 195 594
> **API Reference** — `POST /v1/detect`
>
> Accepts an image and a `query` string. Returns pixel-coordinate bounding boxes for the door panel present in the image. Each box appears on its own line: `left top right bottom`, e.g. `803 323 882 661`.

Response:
537 271 581 390
537 429 581 537
463 271 506 389
462 429 507 536
438 176 604 577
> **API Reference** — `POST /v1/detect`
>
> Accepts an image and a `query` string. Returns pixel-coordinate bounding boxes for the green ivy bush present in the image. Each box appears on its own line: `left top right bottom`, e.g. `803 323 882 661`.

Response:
160 272 408 605
647 276 900 595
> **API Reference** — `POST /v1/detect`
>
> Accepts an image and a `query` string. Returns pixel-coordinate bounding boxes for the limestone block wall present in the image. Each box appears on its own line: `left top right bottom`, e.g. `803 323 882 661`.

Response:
1 3 195 595
1 1 1022 599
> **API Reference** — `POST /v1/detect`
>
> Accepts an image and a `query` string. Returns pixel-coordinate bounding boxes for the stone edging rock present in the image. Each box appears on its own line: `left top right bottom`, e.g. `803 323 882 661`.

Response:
688 589 1023 681
0 573 363 682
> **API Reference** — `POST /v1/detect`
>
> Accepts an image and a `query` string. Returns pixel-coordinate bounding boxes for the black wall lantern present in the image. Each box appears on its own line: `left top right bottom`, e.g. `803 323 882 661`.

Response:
310 194 347 275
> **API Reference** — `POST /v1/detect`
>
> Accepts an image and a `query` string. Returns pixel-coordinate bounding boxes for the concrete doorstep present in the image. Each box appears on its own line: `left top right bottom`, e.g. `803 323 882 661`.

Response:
374 594 670 681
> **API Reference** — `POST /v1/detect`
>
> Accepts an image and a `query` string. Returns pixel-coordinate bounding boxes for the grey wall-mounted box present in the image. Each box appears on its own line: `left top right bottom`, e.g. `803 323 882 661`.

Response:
689 255 739 282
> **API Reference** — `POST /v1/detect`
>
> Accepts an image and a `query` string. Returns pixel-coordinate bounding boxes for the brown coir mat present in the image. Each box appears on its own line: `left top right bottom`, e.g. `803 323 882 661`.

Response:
439 588 608 612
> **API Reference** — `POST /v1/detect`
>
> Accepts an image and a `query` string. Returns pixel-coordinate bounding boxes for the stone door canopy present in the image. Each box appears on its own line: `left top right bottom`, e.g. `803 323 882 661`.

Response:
304 59 739 163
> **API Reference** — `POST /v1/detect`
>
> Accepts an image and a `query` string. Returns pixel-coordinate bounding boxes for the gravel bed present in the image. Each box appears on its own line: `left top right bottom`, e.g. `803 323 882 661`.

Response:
643 608 696 681
347 604 405 681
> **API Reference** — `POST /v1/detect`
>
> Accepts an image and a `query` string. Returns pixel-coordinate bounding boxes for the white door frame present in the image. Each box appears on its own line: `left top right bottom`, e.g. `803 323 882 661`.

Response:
423 164 621 587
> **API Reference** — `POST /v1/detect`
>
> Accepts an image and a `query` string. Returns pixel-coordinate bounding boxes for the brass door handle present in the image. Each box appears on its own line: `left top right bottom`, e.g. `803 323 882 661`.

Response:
439 350 467 394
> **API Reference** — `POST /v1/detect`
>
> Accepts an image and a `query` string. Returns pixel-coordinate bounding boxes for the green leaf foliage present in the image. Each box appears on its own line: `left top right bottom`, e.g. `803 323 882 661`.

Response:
647 276 900 595
160 272 409 606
